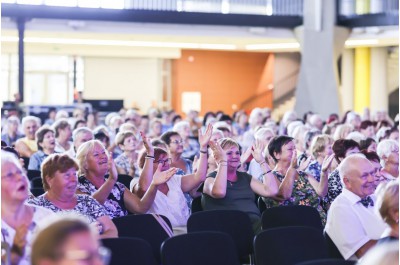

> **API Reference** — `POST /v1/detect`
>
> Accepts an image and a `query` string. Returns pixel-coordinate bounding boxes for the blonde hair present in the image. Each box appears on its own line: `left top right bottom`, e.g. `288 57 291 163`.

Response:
376 180 399 226
76 140 106 176
333 124 353 140
311 135 333 159
218 138 240 151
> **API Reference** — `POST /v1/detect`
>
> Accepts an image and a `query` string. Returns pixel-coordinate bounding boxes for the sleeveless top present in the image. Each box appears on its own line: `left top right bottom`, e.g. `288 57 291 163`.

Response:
20 137 38 153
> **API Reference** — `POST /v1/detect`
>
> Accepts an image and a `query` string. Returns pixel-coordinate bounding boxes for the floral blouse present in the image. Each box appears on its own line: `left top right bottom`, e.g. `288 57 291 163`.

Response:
77 176 128 219
305 160 322 182
28 194 108 223
263 170 327 226
322 169 342 212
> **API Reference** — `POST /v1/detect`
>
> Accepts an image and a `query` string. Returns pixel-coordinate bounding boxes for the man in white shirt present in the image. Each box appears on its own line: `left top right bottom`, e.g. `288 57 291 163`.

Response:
325 154 387 260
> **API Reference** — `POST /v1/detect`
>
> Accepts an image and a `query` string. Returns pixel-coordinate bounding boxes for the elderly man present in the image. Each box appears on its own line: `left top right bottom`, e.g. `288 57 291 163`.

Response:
325 155 387 260
15 116 41 157
65 127 94 158
1 116 23 146
377 139 399 181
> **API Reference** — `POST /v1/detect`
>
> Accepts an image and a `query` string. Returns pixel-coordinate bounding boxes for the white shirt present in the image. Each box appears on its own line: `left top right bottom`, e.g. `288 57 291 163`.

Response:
325 188 387 260
146 175 190 228
248 158 263 181
1 205 54 265
54 140 73 153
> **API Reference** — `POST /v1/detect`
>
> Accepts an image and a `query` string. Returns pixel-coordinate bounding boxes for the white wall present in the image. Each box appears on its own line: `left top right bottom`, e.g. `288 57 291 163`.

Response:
83 57 162 112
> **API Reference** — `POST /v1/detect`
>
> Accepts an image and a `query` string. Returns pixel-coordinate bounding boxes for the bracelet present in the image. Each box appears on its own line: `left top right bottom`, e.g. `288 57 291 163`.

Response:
199 150 208 154
145 155 155 160
260 170 273 178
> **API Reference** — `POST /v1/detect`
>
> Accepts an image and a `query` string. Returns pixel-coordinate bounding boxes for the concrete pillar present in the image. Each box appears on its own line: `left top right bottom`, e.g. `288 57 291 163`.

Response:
341 48 354 113
294 0 350 119
370 47 388 112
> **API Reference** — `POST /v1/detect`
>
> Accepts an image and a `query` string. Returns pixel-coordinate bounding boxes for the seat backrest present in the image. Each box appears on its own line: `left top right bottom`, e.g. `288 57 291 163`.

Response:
257 197 267 213
30 177 43 188
323 231 345 259
27 169 41 180
117 174 133 188
161 231 240 265
112 214 170 263
261 205 323 231
190 196 203 213
254 226 329 265
101 237 158 265
187 210 254 259
30 188 45 197
296 259 356 265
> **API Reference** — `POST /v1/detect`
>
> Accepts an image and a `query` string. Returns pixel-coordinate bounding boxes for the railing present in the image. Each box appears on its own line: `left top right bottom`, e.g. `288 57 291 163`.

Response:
3 0 304 16
338 0 399 17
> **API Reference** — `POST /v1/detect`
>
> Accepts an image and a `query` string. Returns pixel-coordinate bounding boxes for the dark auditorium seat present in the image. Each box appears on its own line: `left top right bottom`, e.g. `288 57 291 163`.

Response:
27 169 41 180
254 226 329 265
324 231 345 259
296 259 356 265
117 174 133 188
101 237 157 265
190 196 203 213
112 214 171 263
161 231 240 265
261 205 323 231
257 197 267 213
30 177 43 189
187 210 254 263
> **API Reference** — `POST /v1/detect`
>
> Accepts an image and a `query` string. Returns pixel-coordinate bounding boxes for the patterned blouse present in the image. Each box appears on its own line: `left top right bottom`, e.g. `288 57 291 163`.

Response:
305 160 322 182
322 169 342 212
263 170 327 226
115 153 139 177
77 176 128 219
28 194 108 223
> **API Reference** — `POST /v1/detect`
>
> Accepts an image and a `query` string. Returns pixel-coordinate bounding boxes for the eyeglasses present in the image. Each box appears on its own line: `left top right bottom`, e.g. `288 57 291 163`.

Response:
62 246 111 265
155 158 172 166
170 140 183 145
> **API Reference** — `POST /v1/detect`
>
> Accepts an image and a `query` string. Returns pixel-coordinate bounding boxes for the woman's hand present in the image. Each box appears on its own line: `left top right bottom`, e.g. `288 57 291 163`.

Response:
251 139 266 164
11 224 28 257
91 221 103 234
107 152 118 182
298 156 312 171
289 150 298 169
321 154 335 173
140 131 154 156
209 141 227 164
198 123 213 149
151 164 177 186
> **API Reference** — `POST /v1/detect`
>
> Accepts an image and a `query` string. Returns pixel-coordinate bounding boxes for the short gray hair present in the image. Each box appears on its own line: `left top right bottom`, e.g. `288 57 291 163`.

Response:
21 115 41 128
377 139 399 167
254 128 275 141
72 127 93 142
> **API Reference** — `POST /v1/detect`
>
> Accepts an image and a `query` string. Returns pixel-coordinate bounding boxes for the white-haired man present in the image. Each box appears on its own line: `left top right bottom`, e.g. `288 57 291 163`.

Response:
325 155 387 260
377 139 399 181
65 127 94 158
15 116 41 157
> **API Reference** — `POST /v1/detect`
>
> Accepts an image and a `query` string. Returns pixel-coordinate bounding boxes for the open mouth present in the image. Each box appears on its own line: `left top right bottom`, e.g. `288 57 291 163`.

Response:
17 185 26 192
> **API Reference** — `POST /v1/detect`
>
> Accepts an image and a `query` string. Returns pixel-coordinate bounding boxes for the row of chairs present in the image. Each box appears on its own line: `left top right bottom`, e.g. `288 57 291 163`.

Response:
109 208 348 265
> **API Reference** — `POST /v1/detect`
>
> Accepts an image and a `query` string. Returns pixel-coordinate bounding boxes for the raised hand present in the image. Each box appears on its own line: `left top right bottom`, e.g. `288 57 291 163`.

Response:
198 123 213 149
151 164 177 186
209 141 227 164
290 150 298 169
12 224 28 257
321 154 335 173
240 146 253 164
107 152 118 181
298 156 312 171
251 139 266 164
140 131 154 155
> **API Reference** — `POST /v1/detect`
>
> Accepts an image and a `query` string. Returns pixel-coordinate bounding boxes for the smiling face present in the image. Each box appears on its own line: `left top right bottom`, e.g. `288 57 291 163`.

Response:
343 158 376 198
40 131 56 153
223 145 241 170
47 167 78 200
24 120 39 140
120 135 137 152
1 161 29 204
86 143 109 177
275 140 296 163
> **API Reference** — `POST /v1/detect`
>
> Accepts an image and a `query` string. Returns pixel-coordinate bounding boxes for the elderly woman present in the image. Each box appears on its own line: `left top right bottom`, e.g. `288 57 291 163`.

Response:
161 131 193 175
52 118 72 153
323 139 360 211
31 216 110 265
376 180 399 244
15 116 41 158
377 139 399 181
28 153 118 238
333 124 353 140
76 140 174 219
28 125 57 171
360 138 377 152
133 124 213 232
148 118 163 138
202 138 280 232
247 128 275 180
1 151 54 265
173 121 200 160
114 131 139 177
262 136 333 225
306 135 334 181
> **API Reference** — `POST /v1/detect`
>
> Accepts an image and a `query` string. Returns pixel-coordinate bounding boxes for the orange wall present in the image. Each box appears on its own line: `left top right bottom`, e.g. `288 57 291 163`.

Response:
172 50 274 116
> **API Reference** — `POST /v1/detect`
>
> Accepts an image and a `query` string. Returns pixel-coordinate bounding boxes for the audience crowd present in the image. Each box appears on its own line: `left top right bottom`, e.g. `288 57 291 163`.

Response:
1 106 399 264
